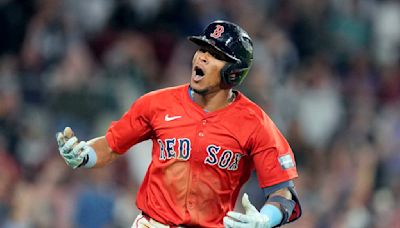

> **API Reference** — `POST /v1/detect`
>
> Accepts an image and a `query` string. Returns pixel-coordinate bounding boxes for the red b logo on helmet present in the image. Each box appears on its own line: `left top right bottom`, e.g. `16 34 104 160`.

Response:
210 25 224 39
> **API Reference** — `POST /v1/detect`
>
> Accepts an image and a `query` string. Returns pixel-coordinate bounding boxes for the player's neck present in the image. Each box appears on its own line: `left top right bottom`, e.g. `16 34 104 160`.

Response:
191 88 235 112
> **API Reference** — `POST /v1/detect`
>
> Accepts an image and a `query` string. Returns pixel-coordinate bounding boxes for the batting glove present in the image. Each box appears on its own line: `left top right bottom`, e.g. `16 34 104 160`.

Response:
56 127 90 169
223 193 271 228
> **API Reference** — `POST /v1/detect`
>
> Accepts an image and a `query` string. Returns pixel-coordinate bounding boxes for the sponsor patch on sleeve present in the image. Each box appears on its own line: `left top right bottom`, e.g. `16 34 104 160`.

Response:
278 154 295 169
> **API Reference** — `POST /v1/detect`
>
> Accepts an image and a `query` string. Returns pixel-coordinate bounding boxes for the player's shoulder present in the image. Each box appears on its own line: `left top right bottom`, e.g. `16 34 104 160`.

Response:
236 92 266 115
235 92 271 122
140 84 186 101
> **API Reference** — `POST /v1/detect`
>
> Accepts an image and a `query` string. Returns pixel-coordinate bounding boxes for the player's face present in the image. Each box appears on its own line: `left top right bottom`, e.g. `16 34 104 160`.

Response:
190 47 228 95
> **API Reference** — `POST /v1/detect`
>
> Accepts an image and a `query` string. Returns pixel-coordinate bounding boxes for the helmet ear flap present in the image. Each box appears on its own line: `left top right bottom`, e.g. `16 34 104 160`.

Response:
220 62 250 88
221 63 237 88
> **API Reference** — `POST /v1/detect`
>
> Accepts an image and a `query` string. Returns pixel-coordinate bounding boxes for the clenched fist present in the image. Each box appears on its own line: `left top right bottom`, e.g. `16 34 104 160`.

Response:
56 127 90 169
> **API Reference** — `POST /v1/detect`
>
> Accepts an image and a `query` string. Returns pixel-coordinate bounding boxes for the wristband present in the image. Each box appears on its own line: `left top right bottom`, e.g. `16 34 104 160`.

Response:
260 204 283 227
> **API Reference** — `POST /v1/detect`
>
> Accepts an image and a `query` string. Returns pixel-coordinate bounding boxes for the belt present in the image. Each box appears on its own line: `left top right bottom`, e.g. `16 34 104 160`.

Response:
142 212 185 228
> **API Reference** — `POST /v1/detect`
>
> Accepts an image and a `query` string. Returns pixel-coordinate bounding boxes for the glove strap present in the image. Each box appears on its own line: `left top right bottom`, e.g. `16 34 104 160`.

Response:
78 146 97 168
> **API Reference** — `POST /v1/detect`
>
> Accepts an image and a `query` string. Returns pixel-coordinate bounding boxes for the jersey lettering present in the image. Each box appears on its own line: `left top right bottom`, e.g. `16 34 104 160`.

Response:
178 138 191 160
204 145 221 165
218 150 233 169
158 139 243 170
205 146 242 170
210 25 224 39
228 153 243 170
157 139 166 160
165 138 177 159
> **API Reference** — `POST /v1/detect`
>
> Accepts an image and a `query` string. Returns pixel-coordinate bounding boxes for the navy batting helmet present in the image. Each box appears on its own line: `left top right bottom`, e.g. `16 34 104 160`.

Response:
188 20 254 87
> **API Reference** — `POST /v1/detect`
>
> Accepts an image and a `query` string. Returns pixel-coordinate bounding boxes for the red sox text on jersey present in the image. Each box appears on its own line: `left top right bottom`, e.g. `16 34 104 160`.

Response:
157 138 243 171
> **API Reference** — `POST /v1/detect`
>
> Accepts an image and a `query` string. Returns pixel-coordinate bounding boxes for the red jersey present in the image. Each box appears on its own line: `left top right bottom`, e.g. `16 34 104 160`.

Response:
106 84 298 227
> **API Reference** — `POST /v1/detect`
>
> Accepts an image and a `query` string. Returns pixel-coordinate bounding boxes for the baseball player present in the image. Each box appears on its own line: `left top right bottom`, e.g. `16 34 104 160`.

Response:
56 20 302 227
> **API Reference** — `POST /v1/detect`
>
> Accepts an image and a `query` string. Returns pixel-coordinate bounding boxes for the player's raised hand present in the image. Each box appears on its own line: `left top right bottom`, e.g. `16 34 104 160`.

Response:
223 193 271 228
56 127 90 169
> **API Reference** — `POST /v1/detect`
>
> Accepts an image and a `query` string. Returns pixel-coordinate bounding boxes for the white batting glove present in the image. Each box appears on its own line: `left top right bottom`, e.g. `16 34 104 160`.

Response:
224 193 271 228
56 127 90 169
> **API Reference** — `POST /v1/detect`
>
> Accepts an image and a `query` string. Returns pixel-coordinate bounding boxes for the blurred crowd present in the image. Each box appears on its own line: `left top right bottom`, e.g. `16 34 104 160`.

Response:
0 0 399 227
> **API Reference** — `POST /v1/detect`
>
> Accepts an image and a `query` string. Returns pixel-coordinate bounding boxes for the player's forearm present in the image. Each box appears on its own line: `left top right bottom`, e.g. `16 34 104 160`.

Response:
266 187 292 208
87 136 120 168
261 187 297 227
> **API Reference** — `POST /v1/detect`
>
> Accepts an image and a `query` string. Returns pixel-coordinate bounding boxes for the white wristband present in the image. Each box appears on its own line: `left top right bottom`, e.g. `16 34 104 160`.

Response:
83 146 97 168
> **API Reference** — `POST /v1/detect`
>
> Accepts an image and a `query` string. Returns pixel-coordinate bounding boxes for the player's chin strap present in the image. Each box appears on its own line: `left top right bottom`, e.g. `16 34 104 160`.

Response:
264 181 302 227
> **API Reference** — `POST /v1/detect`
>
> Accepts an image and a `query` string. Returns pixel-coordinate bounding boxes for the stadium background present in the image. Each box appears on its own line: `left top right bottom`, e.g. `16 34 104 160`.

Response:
0 0 399 227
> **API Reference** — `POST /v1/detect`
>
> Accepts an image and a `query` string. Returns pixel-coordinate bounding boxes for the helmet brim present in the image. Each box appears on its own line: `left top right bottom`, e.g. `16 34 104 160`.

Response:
188 36 240 63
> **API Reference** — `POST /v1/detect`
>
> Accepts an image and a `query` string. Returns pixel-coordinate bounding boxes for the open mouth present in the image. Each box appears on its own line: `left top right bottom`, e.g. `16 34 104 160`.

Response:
195 66 204 76
193 66 205 82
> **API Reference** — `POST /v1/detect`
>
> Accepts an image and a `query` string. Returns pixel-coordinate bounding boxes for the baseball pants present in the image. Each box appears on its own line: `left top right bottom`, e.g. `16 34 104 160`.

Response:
132 212 185 228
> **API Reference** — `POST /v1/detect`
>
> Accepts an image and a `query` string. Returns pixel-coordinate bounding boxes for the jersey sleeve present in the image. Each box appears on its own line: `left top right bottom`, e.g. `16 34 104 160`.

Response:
247 113 298 188
106 94 153 154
